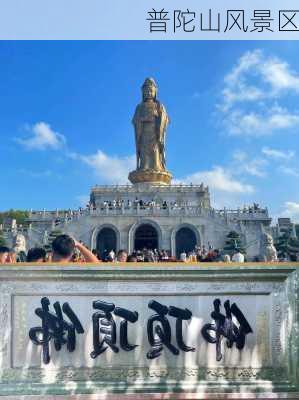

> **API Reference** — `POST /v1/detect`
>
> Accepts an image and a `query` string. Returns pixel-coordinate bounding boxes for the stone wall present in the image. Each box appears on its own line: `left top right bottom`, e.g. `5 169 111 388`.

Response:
0 264 298 399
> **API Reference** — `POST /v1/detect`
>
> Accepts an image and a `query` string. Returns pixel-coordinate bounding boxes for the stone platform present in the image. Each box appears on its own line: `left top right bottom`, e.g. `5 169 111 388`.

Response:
21 183 272 261
0 263 298 399
1 392 299 399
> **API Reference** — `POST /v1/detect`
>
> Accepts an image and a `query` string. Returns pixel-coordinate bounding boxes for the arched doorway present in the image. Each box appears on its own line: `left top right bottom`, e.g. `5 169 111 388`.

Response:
175 227 197 258
97 227 117 259
134 224 158 251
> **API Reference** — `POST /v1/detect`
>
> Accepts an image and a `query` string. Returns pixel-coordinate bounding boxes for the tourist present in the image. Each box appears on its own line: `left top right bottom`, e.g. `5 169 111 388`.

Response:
127 254 138 262
108 249 115 262
145 249 155 262
0 246 11 264
180 251 187 262
52 234 99 263
44 251 52 262
222 254 231 262
232 249 245 263
26 247 47 263
196 247 204 261
160 249 169 261
136 250 144 262
116 249 128 262
189 250 197 262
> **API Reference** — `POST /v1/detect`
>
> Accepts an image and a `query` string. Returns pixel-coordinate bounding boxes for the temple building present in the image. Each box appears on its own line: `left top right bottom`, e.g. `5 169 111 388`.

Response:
5 78 273 260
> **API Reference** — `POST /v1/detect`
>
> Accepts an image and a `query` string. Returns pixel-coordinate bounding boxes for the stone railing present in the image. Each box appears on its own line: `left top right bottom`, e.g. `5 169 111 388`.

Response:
27 206 270 226
87 205 209 217
91 183 209 193
29 204 270 229
28 210 71 219
217 208 269 219
28 206 268 217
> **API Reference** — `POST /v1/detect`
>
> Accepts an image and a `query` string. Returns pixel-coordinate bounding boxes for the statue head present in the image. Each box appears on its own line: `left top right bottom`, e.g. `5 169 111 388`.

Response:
13 233 26 253
142 78 157 101
262 233 274 246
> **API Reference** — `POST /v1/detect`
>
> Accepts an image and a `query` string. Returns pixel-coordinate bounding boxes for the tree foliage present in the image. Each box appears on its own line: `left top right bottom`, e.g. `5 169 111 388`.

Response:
0 209 29 226
0 233 6 247
223 231 246 255
275 227 299 260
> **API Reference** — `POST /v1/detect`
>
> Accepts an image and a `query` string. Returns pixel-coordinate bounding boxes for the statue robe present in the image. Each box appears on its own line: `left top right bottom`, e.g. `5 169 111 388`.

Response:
133 100 169 171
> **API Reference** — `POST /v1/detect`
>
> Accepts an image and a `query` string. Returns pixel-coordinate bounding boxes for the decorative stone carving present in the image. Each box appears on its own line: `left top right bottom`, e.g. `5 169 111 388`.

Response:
12 233 27 261
260 232 278 262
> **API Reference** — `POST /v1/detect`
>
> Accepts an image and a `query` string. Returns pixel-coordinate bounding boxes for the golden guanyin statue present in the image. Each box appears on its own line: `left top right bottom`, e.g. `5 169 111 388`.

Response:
129 78 172 185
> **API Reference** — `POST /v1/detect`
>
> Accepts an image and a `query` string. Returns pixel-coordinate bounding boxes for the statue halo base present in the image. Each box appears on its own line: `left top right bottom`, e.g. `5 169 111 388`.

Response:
128 169 172 186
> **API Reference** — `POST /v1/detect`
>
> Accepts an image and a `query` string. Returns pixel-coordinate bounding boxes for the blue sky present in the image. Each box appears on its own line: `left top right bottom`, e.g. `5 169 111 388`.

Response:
0 41 299 222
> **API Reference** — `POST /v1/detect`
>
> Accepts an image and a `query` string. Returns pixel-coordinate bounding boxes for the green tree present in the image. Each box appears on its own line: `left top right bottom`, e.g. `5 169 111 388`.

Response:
275 227 299 260
223 231 246 255
0 209 29 226
0 233 6 247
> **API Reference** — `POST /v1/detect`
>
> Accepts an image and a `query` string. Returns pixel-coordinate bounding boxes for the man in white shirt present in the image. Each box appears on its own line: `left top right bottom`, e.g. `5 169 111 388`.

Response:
232 249 245 263
180 251 187 262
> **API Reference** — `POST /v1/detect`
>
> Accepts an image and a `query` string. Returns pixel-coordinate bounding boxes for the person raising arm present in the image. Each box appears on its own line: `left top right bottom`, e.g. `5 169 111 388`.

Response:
73 239 99 263
51 235 99 263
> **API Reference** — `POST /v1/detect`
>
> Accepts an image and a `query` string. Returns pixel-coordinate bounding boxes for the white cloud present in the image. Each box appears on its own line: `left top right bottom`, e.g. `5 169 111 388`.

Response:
281 201 299 222
232 150 267 177
225 49 262 86
177 166 254 194
279 166 299 178
262 147 295 160
232 150 247 162
243 159 267 177
70 150 135 184
222 50 299 111
16 120 136 184
226 106 299 137
261 58 299 93
220 50 299 137
16 122 66 150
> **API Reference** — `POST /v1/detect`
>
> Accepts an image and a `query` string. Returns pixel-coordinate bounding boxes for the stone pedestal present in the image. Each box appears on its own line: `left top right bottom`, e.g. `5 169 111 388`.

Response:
0 263 298 399
128 169 172 185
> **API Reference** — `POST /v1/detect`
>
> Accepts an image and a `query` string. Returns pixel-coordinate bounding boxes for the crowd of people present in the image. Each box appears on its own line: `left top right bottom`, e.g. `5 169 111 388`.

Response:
0 235 247 264
98 245 245 263
87 198 185 211
100 248 172 263
82 199 264 213
0 235 99 264
43 200 267 229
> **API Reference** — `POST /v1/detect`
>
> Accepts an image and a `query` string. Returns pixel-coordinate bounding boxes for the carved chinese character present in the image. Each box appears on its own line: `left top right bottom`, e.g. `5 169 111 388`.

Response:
29 297 84 364
147 300 195 359
90 301 138 359
201 299 253 361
